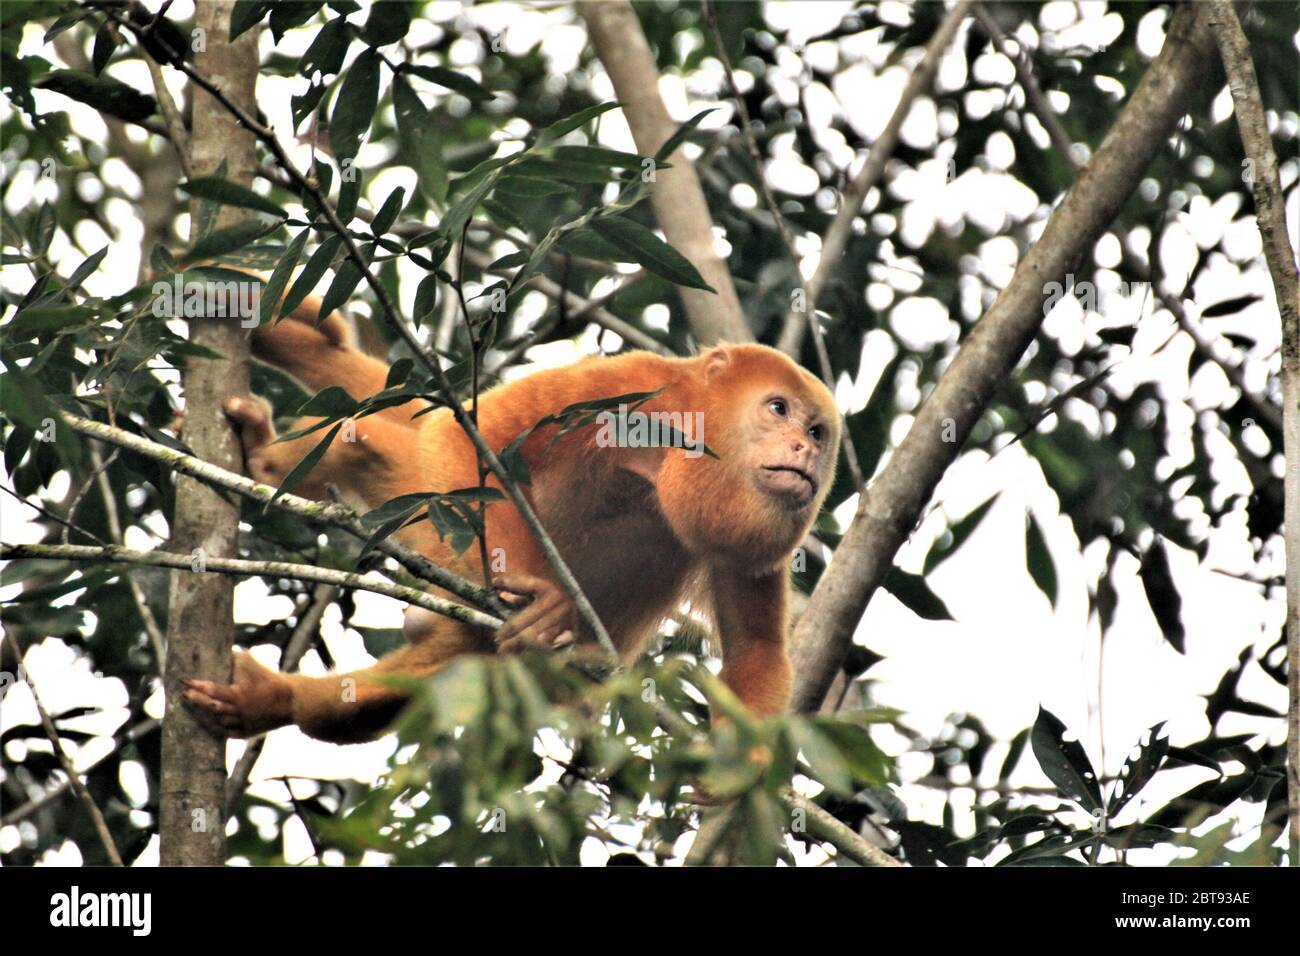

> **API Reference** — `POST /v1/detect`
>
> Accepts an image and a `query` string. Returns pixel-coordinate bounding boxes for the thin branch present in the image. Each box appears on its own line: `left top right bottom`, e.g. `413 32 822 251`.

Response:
3 634 124 865
782 788 900 867
88 442 168 666
57 409 503 615
142 47 192 178
775 0 973 356
461 246 668 355
0 543 501 630
1208 0 1300 866
0 717 160 828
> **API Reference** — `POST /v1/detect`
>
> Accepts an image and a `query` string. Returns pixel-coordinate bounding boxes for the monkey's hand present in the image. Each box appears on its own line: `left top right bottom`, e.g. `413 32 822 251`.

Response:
492 573 578 654
182 652 294 738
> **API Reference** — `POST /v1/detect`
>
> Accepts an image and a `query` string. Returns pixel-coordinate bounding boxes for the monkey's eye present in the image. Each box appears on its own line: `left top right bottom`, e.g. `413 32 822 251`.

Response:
767 399 788 418
808 424 825 443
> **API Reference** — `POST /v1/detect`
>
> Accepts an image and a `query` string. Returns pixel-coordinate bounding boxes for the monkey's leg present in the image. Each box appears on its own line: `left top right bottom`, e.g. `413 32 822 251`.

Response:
251 296 425 427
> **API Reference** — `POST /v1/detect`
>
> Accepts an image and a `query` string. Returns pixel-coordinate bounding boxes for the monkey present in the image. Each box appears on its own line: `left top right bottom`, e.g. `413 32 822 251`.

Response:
182 286 840 744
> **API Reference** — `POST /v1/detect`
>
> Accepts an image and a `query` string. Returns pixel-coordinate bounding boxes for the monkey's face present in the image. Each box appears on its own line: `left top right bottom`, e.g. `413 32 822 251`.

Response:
740 381 839 514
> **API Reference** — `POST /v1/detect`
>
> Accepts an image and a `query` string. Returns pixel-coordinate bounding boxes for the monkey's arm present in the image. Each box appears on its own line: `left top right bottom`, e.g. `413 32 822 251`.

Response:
710 565 793 716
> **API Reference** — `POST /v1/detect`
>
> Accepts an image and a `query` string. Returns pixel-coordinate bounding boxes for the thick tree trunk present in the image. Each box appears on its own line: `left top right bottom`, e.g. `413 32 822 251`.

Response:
159 0 259 867
789 4 1218 712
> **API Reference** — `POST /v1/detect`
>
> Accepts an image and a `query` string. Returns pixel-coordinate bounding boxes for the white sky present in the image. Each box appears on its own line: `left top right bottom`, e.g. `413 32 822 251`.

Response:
2 1 1298 866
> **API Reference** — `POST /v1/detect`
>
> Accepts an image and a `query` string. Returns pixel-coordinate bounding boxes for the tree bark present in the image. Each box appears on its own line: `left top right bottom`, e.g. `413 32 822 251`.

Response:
159 0 259 866
789 4 1217 712
578 0 751 345
1207 0 1300 865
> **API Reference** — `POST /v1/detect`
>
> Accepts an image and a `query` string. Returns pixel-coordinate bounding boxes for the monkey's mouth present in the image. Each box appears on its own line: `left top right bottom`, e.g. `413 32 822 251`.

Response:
760 464 817 503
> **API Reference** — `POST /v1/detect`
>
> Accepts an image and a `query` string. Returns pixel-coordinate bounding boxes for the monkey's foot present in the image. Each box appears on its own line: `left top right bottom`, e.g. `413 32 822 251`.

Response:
181 651 294 738
492 573 578 654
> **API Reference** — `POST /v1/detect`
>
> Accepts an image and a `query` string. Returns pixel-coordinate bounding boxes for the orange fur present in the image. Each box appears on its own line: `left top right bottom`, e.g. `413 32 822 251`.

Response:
183 286 840 743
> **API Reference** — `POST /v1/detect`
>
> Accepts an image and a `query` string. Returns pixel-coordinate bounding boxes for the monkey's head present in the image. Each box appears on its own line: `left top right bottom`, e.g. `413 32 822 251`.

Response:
660 344 840 568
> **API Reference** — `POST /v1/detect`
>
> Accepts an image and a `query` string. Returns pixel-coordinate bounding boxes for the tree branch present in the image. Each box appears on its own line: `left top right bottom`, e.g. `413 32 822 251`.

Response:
0 544 500 630
1207 0 1300 866
3 634 124 865
789 4 1218 713
58 410 503 615
578 0 751 345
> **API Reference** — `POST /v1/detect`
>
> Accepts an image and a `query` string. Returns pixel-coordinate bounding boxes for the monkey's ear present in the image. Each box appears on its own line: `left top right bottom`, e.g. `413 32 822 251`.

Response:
703 346 731 379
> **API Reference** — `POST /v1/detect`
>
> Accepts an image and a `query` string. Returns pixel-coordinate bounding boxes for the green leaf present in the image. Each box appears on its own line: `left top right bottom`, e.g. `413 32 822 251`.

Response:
186 219 281 261
1031 707 1103 814
1107 722 1169 817
392 77 448 204
65 246 108 293
229 1 272 40
295 385 358 418
279 234 342 319
1199 293 1262 318
180 177 287 218
789 719 852 796
317 257 365 323
1139 538 1184 653
260 230 309 326
589 216 714 291
361 0 411 44
536 102 619 146
655 108 717 161
35 70 157 123
1025 512 1058 608
370 186 406 236
412 274 438 329
923 493 998 573
330 47 381 160
404 63 494 102
882 568 952 621
91 22 117 76
272 420 343 502
300 16 350 76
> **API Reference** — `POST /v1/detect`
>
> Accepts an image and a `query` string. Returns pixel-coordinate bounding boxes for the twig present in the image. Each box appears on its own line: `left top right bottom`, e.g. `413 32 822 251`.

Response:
87 442 168 667
1208 0 1300 866
3 633 124 865
782 788 900 867
775 0 973 356
0 717 160 828
0 544 501 630
58 409 503 615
